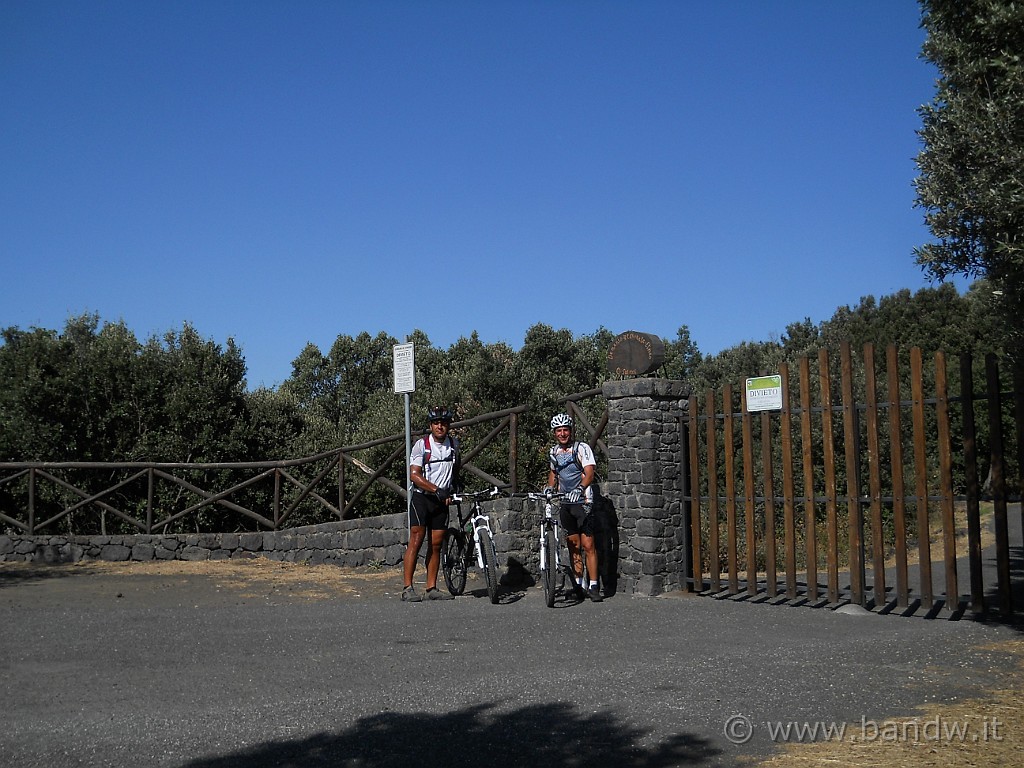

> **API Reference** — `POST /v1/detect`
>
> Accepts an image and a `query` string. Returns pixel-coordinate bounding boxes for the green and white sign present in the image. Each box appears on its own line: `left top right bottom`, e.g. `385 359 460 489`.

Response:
745 374 782 412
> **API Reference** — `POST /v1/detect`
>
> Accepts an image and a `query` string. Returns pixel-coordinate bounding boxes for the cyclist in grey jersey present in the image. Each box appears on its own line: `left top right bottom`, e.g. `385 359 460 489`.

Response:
550 450 591 501
545 413 602 602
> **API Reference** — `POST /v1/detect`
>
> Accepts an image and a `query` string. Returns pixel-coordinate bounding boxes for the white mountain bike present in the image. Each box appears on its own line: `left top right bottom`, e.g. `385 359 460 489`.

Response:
441 487 503 604
527 490 594 607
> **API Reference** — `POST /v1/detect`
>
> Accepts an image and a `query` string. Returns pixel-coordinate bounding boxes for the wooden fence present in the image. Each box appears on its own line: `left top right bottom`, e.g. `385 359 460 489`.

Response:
0 405 527 535
683 342 1023 618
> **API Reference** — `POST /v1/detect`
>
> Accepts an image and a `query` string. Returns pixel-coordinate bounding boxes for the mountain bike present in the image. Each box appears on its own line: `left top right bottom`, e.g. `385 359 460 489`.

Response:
527 490 593 607
441 486 503 604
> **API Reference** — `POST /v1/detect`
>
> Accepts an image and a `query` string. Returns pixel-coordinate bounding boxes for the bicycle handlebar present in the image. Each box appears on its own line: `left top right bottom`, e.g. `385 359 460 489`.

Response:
451 485 507 504
525 491 566 503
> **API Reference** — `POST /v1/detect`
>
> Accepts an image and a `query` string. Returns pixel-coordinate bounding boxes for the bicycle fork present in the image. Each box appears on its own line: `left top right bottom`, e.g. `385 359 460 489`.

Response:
471 513 491 569
540 513 559 573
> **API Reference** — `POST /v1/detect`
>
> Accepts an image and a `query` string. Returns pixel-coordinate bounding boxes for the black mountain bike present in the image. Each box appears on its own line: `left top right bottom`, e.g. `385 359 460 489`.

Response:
441 487 503 604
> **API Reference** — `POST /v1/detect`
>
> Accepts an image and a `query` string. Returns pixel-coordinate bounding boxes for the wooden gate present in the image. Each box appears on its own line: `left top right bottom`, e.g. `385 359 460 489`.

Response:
682 342 1023 620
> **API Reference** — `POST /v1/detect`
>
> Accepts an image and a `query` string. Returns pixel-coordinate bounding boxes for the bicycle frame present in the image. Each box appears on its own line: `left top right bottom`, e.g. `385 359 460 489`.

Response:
528 491 581 606
448 486 503 603
538 497 561 576
450 493 494 570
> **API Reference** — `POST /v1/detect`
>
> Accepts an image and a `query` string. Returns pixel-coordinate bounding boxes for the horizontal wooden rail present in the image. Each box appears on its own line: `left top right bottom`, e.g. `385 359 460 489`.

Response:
0 404 533 535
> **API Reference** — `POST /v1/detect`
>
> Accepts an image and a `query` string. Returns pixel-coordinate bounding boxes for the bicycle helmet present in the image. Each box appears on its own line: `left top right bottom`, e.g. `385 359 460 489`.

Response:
427 405 453 423
550 413 573 430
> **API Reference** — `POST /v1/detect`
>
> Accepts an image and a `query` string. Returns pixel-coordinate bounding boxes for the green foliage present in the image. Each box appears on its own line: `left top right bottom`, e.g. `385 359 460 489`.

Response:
1 279 1010 531
914 0 1024 356
681 283 1004 398
0 315 250 464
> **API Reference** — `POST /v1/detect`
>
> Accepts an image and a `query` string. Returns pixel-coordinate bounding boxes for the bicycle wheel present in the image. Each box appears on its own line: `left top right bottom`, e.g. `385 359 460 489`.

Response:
441 527 468 596
477 527 500 604
543 527 558 608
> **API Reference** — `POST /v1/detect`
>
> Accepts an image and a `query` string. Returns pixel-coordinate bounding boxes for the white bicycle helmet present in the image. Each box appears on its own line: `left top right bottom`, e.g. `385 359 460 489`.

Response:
550 413 573 430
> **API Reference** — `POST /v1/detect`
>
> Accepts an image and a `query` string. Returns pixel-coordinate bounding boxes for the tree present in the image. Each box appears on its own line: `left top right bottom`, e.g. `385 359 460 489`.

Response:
134 324 249 463
280 332 401 453
914 0 1024 355
663 326 704 383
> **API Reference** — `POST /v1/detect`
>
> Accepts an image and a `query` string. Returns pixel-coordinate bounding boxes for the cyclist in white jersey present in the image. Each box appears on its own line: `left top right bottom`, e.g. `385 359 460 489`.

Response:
402 405 460 602
545 413 602 602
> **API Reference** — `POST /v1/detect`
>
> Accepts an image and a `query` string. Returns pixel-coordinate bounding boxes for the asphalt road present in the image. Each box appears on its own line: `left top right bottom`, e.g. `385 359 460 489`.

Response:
0 564 1020 768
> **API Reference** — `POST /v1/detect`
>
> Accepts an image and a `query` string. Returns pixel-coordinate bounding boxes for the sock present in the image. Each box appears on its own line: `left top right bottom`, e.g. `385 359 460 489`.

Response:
589 581 598 589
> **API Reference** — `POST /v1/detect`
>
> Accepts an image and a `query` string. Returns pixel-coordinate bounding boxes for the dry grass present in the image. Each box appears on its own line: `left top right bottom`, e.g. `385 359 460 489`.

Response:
759 638 1024 767
49 557 398 600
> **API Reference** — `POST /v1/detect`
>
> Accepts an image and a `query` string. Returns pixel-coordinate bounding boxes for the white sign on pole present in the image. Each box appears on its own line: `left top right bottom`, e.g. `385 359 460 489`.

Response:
393 342 416 394
745 374 783 412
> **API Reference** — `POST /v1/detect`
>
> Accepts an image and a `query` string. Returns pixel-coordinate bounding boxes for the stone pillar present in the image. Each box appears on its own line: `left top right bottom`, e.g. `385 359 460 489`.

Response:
601 378 690 596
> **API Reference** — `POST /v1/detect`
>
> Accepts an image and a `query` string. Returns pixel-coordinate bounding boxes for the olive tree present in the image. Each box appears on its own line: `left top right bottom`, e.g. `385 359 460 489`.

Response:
914 0 1024 356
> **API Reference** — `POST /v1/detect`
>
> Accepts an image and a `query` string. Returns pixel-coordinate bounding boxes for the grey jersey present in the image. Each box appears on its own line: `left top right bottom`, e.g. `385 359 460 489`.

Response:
549 441 596 502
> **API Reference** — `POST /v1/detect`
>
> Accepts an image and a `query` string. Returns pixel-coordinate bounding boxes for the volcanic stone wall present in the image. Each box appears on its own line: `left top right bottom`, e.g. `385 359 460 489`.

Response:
600 378 690 596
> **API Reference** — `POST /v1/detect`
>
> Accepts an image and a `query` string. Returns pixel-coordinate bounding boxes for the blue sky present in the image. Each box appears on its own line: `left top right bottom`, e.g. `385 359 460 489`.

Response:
2 1 955 389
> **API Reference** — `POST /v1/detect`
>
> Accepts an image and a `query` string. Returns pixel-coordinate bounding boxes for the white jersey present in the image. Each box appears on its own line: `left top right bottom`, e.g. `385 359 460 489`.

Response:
411 434 459 490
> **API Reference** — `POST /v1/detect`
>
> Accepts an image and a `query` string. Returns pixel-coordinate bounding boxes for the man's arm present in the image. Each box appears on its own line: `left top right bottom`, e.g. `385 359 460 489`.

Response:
410 463 435 493
581 464 595 490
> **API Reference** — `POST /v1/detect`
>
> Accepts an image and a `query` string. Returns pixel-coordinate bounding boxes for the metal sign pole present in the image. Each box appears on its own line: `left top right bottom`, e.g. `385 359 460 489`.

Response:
393 339 416 531
405 390 412 527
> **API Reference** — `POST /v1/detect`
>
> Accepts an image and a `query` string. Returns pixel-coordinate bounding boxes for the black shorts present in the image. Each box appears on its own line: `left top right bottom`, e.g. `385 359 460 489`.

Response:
410 492 449 530
559 503 594 536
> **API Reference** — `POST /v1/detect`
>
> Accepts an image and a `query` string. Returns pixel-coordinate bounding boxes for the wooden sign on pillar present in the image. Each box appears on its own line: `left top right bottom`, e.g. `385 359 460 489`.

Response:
606 331 665 376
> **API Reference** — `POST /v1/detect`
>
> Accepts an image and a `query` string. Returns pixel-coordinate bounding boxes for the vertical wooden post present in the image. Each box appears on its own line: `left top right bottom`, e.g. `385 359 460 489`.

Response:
741 386 757 595
935 351 959 611
338 455 346 521
679 412 693 592
887 345 910 608
147 467 155 535
273 468 282 529
780 362 798 599
28 467 36 535
841 341 864 606
801 356 818 600
724 383 739 594
863 343 886 608
817 350 835 602
509 411 518 494
911 347 933 608
760 405 777 599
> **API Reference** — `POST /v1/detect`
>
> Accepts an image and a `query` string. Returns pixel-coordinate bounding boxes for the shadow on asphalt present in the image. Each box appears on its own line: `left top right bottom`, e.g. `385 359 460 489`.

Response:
0 563 83 588
980 543 1024 634
183 702 721 768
